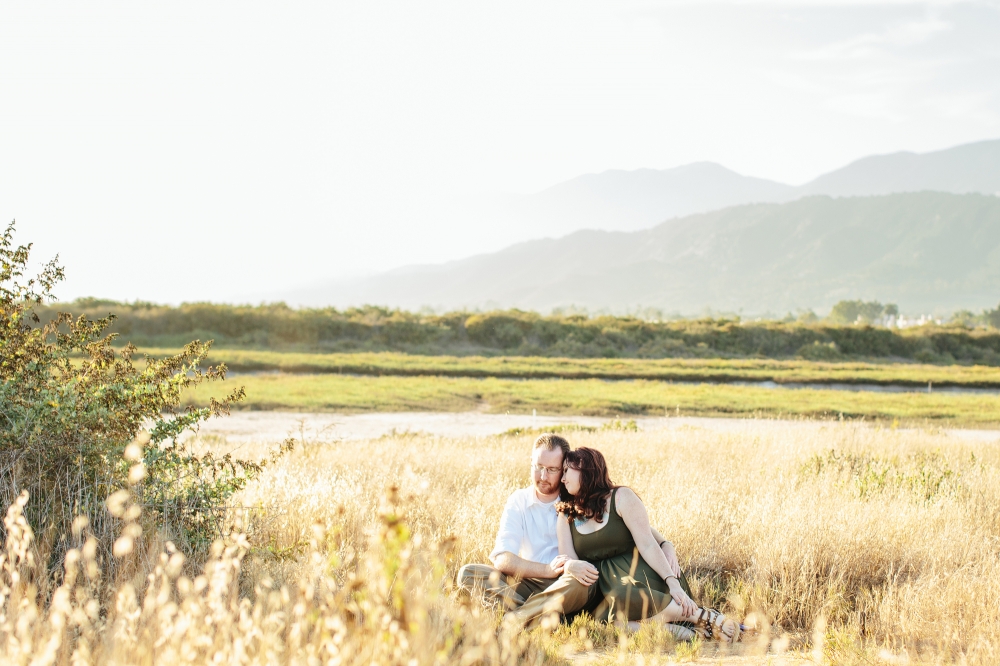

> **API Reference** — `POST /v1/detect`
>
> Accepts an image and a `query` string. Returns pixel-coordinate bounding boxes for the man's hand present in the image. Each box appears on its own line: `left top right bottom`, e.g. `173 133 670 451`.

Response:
564 559 599 587
548 555 569 576
661 541 681 578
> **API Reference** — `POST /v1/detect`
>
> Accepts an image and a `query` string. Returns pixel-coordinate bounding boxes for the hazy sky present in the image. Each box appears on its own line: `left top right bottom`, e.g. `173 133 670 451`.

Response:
2 1 999 303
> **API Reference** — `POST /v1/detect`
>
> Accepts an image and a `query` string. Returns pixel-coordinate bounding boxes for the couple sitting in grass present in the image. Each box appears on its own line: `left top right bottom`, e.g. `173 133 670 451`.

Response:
458 433 744 642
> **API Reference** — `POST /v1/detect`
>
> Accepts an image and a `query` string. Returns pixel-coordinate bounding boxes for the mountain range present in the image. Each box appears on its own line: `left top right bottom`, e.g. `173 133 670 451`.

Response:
494 138 1000 237
293 139 1000 313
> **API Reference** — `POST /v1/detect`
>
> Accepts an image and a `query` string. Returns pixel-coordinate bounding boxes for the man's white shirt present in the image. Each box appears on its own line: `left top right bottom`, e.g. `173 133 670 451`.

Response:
489 486 560 566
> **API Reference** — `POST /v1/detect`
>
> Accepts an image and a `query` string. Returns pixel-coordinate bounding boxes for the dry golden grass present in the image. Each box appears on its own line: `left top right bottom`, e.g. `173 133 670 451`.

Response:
2 420 999 664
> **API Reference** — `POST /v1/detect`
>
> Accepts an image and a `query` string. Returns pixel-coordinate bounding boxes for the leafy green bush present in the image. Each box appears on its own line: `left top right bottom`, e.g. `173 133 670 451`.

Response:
0 222 289 573
800 449 963 503
464 312 533 348
827 299 896 325
797 341 843 361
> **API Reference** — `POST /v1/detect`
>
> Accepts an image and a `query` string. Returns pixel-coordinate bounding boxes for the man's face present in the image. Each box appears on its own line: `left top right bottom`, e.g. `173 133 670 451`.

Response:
531 446 564 497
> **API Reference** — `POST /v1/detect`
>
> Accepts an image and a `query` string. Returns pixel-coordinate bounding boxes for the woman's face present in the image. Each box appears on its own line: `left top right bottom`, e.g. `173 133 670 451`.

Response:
562 466 582 495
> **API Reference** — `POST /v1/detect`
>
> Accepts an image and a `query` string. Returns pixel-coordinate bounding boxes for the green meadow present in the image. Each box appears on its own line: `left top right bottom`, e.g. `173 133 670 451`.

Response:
148 346 1000 425
147 347 1000 387
182 372 1000 425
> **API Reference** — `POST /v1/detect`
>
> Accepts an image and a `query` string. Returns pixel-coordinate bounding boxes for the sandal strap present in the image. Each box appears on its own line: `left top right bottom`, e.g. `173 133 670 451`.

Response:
694 607 739 642
696 608 715 639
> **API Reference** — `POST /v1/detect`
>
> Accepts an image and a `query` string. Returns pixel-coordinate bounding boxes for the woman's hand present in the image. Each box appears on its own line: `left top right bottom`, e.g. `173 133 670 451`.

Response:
564 559 599 587
666 577 698 618
661 541 681 578
548 554 569 576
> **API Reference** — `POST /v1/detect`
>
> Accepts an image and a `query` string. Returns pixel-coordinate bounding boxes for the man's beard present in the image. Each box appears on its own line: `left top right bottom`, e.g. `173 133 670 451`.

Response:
535 479 559 495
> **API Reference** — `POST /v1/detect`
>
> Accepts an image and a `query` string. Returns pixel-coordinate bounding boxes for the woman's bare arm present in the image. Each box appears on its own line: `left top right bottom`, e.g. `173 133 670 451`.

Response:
616 487 696 615
615 488 672 579
649 526 681 577
557 515 579 559
557 514 598 586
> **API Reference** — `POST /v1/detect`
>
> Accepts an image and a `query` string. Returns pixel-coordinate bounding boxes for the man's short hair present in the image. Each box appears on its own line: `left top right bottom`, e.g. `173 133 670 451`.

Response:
533 433 570 458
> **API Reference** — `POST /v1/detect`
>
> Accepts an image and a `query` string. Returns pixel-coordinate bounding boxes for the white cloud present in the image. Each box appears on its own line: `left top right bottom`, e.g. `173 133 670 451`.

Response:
797 14 951 61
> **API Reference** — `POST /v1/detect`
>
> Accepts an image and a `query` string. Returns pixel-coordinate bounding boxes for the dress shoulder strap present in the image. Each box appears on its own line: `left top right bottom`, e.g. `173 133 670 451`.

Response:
609 487 620 516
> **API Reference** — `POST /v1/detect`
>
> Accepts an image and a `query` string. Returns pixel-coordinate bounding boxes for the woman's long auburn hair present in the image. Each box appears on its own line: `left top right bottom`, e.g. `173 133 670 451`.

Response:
556 447 616 522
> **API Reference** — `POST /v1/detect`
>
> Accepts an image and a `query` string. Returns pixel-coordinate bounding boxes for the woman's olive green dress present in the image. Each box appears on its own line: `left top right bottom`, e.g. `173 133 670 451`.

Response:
570 487 693 623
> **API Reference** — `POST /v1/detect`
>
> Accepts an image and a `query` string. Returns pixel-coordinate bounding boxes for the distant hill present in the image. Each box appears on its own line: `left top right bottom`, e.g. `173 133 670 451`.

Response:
498 162 795 236
493 139 1000 236
798 140 1000 198
308 192 1000 314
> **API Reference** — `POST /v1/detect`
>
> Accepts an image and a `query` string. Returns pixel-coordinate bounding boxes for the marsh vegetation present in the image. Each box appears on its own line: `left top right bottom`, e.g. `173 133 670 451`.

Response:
36 299 1000 364
142 348 1000 388
2 422 998 664
179 371 1000 426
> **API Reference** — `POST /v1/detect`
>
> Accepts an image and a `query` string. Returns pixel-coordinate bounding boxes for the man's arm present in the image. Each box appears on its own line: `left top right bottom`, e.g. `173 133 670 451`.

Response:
491 551 559 579
489 492 560 578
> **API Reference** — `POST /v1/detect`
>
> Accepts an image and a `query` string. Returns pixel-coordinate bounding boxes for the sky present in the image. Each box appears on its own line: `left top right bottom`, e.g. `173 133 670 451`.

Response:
2 1 999 304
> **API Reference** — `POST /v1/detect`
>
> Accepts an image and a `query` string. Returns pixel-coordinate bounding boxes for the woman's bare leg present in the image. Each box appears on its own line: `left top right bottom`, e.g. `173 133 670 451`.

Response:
624 600 698 637
626 619 696 640
642 601 739 642
644 600 693 624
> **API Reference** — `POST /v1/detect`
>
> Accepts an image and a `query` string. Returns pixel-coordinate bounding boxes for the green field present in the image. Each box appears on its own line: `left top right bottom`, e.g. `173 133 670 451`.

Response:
182 372 1000 425
157 347 1000 425
144 347 1000 388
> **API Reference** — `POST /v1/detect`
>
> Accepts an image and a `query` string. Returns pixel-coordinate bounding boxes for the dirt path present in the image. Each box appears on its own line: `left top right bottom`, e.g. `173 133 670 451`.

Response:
566 644 818 665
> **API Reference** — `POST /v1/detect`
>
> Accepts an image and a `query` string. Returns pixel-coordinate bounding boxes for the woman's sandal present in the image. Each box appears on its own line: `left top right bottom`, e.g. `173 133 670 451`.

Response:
691 607 740 643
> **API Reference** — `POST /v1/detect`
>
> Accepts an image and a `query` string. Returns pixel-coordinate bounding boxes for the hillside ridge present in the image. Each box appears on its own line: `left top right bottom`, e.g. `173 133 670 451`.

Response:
489 138 1000 238
298 191 1000 313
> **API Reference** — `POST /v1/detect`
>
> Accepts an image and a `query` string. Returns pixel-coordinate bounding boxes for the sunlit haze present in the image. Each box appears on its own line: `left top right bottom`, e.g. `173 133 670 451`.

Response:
2 1 999 304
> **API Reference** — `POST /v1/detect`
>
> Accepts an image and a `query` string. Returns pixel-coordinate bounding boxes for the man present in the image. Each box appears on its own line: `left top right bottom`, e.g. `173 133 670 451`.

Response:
457 433 682 629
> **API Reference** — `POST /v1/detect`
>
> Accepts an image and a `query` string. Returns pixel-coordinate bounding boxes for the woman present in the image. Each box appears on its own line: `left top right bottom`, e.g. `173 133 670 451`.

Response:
556 447 741 642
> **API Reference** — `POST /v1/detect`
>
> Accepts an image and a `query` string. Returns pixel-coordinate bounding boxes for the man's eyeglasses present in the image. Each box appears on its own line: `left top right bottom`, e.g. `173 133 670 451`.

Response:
531 464 562 478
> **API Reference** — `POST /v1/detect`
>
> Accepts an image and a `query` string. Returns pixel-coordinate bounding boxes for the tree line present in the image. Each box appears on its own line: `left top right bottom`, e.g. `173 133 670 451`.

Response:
32 298 1000 364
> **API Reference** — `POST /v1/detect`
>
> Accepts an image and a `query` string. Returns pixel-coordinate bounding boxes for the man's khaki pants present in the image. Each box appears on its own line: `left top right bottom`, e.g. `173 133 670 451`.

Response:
457 564 599 630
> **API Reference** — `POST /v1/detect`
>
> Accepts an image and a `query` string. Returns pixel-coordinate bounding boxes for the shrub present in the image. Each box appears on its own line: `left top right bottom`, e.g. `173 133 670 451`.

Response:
465 312 535 348
828 299 890 325
29 295 1000 364
0 222 289 574
797 341 843 361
